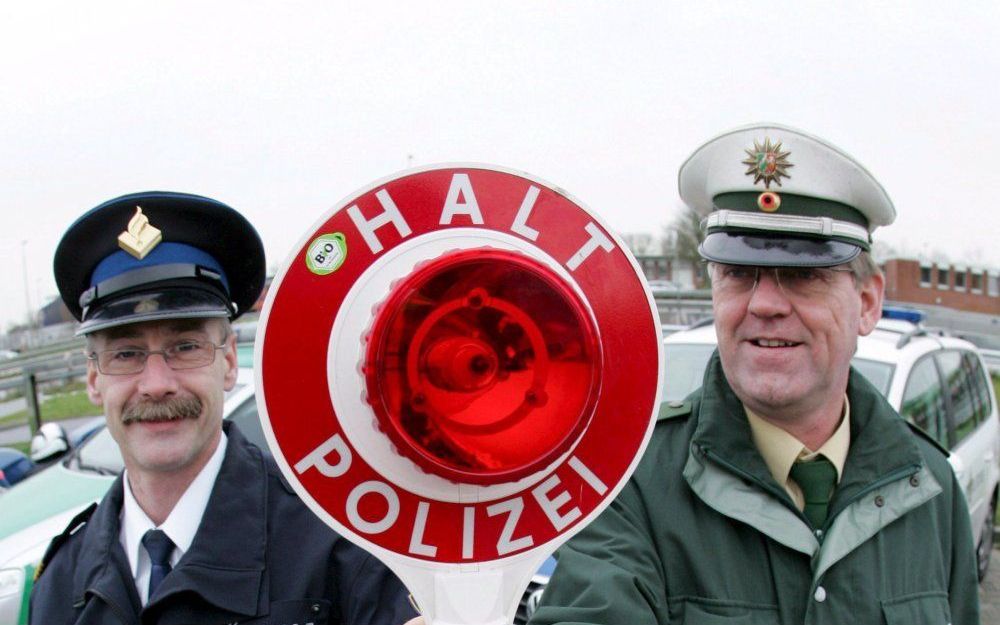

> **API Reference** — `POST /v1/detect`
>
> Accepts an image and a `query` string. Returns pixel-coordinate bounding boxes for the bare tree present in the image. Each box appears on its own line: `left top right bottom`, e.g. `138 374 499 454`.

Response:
620 232 658 256
666 201 710 286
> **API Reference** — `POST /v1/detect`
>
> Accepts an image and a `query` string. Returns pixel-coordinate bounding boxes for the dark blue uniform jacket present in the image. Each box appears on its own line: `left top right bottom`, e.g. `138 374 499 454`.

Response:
29 422 417 625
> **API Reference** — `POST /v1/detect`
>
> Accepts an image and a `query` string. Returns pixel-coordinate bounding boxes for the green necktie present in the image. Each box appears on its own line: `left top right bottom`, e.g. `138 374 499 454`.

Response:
789 457 838 529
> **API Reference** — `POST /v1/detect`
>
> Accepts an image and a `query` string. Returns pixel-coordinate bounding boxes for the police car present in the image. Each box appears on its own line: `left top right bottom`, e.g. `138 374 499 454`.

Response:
660 309 1000 582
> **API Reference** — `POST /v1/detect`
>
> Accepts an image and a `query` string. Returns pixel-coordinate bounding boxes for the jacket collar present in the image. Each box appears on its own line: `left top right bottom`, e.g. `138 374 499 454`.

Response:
690 352 923 507
690 352 785 499
72 479 141 623
73 421 267 619
829 369 923 515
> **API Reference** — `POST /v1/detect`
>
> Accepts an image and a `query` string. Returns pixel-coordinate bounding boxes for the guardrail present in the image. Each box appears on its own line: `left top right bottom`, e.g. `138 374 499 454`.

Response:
0 361 89 435
981 348 1000 375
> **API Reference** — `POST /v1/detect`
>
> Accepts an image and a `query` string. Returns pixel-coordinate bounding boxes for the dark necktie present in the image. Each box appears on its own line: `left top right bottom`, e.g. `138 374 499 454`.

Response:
142 529 175 599
789 457 838 529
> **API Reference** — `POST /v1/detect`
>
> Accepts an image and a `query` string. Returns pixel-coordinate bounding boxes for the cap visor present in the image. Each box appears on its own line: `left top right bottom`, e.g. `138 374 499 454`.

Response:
76 288 230 335
698 232 862 267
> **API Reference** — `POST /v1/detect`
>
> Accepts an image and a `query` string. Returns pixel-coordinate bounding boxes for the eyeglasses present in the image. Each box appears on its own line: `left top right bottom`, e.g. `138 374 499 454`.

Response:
89 340 227 375
710 264 856 298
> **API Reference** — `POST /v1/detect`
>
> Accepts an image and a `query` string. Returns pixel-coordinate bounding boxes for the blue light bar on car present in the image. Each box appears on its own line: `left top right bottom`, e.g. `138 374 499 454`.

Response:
882 306 924 324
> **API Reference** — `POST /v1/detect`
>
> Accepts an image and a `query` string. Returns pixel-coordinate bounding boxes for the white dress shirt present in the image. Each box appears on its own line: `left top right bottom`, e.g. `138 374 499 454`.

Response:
119 432 228 606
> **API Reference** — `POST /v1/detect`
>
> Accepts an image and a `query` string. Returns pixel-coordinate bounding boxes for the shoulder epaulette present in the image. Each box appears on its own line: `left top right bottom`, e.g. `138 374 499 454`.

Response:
904 421 950 458
35 502 97 581
657 400 693 421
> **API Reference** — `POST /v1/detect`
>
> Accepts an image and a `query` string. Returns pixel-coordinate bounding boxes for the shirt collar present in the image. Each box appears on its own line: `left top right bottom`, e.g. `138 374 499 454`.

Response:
120 431 228 578
746 396 851 487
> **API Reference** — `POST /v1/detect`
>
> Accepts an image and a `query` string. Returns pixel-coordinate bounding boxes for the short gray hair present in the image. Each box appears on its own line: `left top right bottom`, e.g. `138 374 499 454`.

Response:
847 250 882 285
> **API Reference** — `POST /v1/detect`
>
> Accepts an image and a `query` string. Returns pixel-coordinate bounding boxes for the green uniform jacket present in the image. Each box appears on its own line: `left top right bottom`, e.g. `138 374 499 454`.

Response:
531 353 980 625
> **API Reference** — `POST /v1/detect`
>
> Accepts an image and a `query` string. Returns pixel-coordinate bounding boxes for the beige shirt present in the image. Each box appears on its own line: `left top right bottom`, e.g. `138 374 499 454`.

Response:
746 398 851 511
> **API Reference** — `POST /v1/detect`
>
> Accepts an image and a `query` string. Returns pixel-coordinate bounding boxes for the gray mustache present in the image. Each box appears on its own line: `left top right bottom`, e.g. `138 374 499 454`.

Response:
122 396 203 424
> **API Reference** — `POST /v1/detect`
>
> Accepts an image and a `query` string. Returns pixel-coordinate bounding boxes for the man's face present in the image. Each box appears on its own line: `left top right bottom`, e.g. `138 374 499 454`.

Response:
86 318 238 475
712 264 884 421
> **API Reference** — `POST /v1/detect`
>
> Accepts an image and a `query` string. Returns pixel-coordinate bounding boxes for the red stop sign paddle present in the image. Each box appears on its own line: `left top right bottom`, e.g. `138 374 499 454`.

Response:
257 165 662 624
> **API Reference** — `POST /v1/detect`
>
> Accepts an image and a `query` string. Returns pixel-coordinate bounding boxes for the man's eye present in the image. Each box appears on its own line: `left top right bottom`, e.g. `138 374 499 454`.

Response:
784 268 822 282
722 267 755 280
112 350 143 361
173 342 203 354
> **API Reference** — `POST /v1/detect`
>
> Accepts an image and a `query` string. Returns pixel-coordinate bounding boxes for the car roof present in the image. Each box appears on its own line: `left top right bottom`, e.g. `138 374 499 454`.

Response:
855 322 980 364
663 321 718 345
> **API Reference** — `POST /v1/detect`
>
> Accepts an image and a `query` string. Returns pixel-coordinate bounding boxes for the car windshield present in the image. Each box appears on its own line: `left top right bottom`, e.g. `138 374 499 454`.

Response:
73 427 123 474
849 358 894 396
662 343 716 403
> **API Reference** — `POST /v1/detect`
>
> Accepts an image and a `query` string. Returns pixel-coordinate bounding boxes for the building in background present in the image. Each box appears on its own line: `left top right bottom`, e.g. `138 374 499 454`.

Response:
882 257 999 316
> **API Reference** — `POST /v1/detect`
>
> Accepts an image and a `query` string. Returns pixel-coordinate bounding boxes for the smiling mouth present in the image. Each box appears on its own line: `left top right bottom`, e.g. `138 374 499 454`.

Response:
750 339 802 348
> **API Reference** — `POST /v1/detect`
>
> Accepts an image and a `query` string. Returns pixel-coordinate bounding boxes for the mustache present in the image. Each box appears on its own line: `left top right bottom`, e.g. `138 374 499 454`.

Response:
122 396 203 424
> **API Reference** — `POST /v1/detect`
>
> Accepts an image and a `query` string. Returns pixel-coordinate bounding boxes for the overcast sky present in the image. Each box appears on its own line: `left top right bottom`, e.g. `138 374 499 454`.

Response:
1 1 998 330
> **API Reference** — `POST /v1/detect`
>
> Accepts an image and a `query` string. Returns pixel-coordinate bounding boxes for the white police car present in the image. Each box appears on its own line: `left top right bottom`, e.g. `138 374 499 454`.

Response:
661 309 1000 582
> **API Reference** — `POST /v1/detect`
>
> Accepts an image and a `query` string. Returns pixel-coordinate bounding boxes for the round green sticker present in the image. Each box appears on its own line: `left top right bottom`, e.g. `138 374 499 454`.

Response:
305 233 348 275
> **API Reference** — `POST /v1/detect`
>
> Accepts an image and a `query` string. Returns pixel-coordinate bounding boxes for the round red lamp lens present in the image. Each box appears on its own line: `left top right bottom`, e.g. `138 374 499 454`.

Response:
364 249 602 484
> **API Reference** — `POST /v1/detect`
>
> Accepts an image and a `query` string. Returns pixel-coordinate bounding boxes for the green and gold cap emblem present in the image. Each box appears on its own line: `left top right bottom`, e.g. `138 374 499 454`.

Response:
741 137 793 189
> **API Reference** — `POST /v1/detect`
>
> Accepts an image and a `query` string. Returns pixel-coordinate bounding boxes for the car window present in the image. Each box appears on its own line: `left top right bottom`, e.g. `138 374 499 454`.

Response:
74 427 125 475
237 343 254 368
899 356 950 448
227 395 266 449
961 350 993 425
935 350 982 445
662 343 716 403
850 358 893 396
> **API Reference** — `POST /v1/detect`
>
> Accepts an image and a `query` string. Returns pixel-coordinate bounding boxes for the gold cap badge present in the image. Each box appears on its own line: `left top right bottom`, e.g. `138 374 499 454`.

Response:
118 207 162 259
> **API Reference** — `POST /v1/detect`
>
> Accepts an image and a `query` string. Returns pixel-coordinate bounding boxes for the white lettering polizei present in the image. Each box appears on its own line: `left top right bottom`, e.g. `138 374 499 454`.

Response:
347 189 413 254
440 173 484 225
567 456 608 495
293 434 353 478
566 222 613 271
510 185 541 241
486 497 534 556
346 481 400 534
408 501 437 557
531 475 581 531
462 506 475 559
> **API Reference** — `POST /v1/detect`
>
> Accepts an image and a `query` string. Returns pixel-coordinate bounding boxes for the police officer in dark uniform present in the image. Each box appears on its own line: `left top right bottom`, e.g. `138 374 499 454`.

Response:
31 192 418 625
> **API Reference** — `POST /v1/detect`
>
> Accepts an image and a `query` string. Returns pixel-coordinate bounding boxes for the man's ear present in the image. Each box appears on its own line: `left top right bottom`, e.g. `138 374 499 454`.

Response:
86 358 103 406
222 332 239 392
858 272 885 336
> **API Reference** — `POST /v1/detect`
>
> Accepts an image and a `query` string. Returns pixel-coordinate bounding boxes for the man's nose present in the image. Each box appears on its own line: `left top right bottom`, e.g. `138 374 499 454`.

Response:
137 351 179 399
747 269 793 317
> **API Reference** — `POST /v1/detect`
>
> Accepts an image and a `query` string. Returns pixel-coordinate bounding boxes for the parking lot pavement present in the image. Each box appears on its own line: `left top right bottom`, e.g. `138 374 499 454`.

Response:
981 547 1000 622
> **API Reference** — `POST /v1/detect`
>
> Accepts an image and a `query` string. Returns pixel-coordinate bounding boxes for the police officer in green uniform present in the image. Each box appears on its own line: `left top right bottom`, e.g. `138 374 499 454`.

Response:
30 192 418 625
530 124 980 624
